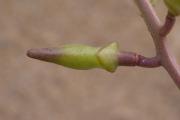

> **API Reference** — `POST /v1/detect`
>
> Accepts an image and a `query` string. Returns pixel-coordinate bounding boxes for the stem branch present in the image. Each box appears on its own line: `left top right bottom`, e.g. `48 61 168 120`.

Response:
118 52 160 68
135 0 180 89
159 12 176 37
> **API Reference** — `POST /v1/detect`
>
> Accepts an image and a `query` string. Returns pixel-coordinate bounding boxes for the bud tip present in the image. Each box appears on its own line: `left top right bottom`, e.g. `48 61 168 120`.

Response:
27 48 60 62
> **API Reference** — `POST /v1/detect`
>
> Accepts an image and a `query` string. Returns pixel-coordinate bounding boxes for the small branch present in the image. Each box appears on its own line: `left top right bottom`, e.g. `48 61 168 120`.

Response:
160 41 180 89
134 0 161 51
159 12 176 37
118 52 160 68
134 0 161 32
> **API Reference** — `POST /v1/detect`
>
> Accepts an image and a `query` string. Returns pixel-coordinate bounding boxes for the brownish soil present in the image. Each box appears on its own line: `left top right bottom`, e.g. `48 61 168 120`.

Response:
0 0 180 120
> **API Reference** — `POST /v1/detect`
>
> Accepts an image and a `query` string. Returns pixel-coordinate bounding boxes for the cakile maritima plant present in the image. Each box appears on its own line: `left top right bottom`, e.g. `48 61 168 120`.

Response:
27 0 180 90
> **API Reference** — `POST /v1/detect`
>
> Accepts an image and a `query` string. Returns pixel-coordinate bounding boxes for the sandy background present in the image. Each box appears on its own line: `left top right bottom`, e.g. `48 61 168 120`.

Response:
0 0 180 120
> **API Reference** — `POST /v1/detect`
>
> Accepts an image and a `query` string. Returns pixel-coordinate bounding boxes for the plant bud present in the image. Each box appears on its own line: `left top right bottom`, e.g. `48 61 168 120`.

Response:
27 42 119 72
164 0 180 16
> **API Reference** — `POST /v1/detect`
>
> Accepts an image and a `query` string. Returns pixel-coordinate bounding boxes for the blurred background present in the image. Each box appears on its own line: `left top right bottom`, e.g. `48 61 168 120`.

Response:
0 0 180 120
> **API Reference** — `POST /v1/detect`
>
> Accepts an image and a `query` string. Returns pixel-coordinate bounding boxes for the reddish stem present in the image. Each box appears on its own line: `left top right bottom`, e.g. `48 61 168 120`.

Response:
159 12 176 37
118 52 160 68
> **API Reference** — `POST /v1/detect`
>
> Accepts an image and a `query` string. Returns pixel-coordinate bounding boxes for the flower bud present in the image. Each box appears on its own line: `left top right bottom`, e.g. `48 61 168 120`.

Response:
27 42 119 72
164 0 180 16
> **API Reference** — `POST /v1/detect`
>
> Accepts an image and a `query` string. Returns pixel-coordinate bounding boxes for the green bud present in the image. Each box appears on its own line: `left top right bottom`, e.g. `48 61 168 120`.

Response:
164 0 180 16
27 42 119 72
